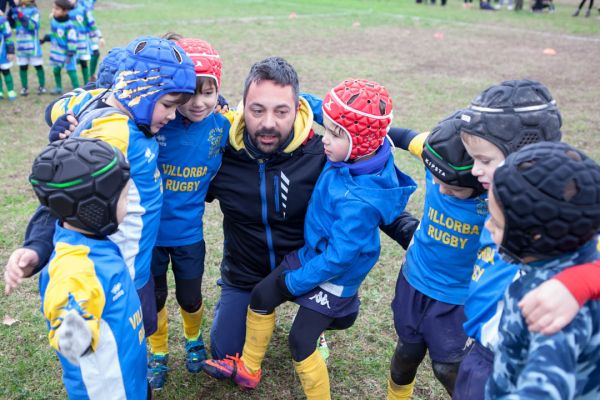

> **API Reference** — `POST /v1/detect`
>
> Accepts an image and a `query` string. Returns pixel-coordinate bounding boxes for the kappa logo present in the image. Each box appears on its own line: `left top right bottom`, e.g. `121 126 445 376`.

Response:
309 291 331 309
111 283 124 302
195 60 203 68
323 98 333 111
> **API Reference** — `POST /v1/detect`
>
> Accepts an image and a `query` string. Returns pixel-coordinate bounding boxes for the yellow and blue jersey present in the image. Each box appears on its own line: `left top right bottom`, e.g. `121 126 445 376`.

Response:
40 225 147 399
50 89 163 289
155 112 230 246
403 169 487 305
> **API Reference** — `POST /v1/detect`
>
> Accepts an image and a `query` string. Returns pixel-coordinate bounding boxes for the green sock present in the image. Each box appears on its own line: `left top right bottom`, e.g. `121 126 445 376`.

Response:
19 67 28 89
0 71 5 92
80 62 89 84
4 71 14 91
35 66 45 88
90 52 99 76
53 67 63 90
67 69 80 88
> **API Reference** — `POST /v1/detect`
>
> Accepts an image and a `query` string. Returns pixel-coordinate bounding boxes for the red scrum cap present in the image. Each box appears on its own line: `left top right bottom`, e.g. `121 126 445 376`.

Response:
322 79 393 160
177 38 222 88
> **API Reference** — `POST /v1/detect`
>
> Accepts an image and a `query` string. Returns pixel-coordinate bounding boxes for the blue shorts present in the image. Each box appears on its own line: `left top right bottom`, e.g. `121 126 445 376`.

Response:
137 276 157 337
280 251 360 319
392 270 468 363
452 341 494 400
151 240 205 280
209 279 251 359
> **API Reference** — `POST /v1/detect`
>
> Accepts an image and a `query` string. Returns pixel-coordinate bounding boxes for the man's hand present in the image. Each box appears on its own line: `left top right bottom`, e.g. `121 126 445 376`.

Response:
519 279 580 335
49 112 78 141
57 310 92 366
4 248 39 295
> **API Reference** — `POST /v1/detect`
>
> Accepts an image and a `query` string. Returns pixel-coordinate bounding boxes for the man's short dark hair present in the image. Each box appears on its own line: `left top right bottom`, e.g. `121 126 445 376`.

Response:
243 56 299 107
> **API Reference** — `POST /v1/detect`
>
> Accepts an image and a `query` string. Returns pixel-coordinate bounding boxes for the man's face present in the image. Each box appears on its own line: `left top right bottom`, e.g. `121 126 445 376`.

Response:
244 80 297 154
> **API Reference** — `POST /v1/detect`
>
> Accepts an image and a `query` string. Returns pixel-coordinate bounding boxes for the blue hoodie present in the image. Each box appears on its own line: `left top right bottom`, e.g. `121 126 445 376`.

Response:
285 142 417 297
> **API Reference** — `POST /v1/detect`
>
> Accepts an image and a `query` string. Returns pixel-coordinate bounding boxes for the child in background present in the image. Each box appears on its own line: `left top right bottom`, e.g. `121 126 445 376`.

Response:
146 36 231 390
485 141 600 399
11 0 44 96
41 0 79 94
30 137 148 399
79 0 103 80
68 0 93 84
203 79 416 399
0 9 16 100
387 113 487 399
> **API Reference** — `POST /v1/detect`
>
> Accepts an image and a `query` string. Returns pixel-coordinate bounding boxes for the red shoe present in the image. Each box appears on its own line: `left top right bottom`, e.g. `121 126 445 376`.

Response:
202 354 261 389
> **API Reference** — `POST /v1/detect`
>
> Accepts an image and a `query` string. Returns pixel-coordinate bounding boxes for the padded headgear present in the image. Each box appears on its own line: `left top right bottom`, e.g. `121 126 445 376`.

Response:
112 36 196 135
30 138 131 237
460 79 562 155
322 79 393 161
177 38 222 89
493 141 600 262
423 111 484 193
96 47 126 89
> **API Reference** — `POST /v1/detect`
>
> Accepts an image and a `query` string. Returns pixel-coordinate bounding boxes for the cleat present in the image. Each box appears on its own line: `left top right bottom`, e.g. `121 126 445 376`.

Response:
38 87 48 95
147 353 169 390
202 353 261 389
50 87 63 95
185 337 208 373
20 87 29 96
7 90 17 101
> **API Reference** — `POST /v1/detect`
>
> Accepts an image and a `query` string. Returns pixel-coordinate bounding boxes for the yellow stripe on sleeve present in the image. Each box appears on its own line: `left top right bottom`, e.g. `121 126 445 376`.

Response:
44 242 106 353
80 114 130 156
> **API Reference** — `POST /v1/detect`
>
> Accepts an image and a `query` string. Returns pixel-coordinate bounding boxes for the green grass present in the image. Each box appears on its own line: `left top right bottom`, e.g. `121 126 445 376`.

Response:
1 0 599 398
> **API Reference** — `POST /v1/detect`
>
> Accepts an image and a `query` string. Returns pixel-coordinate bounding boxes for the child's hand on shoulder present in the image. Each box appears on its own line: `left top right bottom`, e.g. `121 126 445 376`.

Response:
57 310 92 366
519 279 579 335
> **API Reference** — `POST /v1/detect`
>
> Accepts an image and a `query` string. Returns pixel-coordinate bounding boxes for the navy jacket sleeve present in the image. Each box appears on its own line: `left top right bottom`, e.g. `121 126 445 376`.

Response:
388 127 419 151
23 206 57 273
380 211 419 250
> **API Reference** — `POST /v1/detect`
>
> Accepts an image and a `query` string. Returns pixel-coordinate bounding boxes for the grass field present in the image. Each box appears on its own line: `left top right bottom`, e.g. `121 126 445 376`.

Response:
1 0 599 399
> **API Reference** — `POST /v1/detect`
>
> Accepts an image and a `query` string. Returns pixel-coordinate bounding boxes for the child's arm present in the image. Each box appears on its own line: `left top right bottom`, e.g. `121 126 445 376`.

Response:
43 251 105 363
380 211 419 250
4 206 56 295
387 127 428 158
519 260 600 335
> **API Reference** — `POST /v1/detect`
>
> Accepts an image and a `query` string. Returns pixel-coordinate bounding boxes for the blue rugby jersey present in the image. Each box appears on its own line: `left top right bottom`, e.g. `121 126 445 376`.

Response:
463 223 519 348
155 112 230 246
40 225 147 399
50 89 163 290
403 169 487 305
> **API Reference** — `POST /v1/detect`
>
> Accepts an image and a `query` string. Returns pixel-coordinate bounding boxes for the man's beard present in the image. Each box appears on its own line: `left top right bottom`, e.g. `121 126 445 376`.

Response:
252 128 283 153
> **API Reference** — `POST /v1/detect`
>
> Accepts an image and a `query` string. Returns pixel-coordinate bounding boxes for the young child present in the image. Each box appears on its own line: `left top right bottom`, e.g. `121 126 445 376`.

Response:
41 0 79 94
0 9 16 100
485 141 600 399
68 0 93 84
6 36 196 339
455 79 598 399
387 113 487 399
11 0 45 95
203 79 417 399
146 36 230 390
30 137 148 399
79 0 103 80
